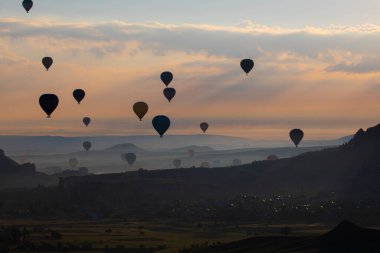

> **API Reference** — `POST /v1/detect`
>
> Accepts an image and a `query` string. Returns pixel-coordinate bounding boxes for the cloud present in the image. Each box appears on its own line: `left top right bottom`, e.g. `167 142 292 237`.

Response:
2 18 380 60
1 18 380 138
326 55 380 74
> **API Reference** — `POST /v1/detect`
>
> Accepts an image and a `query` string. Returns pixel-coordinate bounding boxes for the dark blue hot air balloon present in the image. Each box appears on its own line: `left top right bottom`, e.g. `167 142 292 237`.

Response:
240 59 254 75
152 115 170 138
124 153 137 166
83 117 91 127
73 89 85 104
22 0 33 13
160 71 173 87
173 159 181 168
42 57 53 71
39 94 59 118
83 141 92 152
289 129 304 147
163 88 176 102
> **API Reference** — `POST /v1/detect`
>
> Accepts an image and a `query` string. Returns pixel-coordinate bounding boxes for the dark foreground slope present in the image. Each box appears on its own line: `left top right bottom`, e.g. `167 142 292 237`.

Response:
0 149 57 189
183 221 380 253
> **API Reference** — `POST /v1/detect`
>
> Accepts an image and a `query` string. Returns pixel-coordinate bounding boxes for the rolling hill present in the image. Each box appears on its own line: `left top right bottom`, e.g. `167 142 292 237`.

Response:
182 220 380 253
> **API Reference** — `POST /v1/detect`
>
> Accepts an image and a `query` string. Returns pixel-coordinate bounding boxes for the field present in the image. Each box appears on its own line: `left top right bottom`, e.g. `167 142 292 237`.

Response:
0 219 329 253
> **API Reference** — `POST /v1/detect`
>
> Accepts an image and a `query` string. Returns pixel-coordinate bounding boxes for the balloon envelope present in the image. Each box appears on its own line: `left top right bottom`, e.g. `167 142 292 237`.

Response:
163 88 176 102
124 153 136 166
39 94 59 118
289 129 304 147
83 141 92 152
200 122 209 133
73 89 85 104
152 115 170 138
83 117 91 127
22 0 33 13
69 158 78 168
160 71 173 86
133 102 149 121
42 57 53 71
240 59 254 75
173 159 181 168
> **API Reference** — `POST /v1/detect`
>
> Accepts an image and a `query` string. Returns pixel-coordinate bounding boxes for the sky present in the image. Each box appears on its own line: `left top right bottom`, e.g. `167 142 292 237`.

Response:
1 0 380 140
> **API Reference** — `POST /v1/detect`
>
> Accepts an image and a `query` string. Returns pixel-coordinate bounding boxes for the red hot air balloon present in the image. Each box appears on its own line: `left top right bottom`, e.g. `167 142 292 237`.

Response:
200 122 209 133
133 102 149 121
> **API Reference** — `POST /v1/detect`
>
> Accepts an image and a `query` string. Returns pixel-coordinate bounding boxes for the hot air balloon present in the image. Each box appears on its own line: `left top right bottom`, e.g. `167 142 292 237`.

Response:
188 149 195 158
173 159 181 168
163 88 176 102
200 162 210 168
232 158 242 166
69 158 78 168
22 0 33 13
152 115 170 138
240 59 254 75
73 89 85 104
83 117 91 127
289 129 304 147
200 122 209 133
83 141 92 152
39 94 59 118
124 153 136 166
267 155 279 160
133 102 149 121
160 71 173 87
42 57 53 71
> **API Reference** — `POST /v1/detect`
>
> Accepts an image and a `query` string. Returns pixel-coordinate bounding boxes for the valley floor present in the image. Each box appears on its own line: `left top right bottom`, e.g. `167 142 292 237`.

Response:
0 219 329 253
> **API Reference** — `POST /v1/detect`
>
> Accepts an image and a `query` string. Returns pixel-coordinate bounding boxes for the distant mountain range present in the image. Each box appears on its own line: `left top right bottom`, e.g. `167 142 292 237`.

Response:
61 123 380 200
0 134 351 156
106 143 146 153
0 122 375 197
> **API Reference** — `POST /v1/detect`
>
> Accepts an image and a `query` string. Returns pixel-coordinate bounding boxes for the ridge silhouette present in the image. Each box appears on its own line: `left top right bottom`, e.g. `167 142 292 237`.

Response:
184 220 380 253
